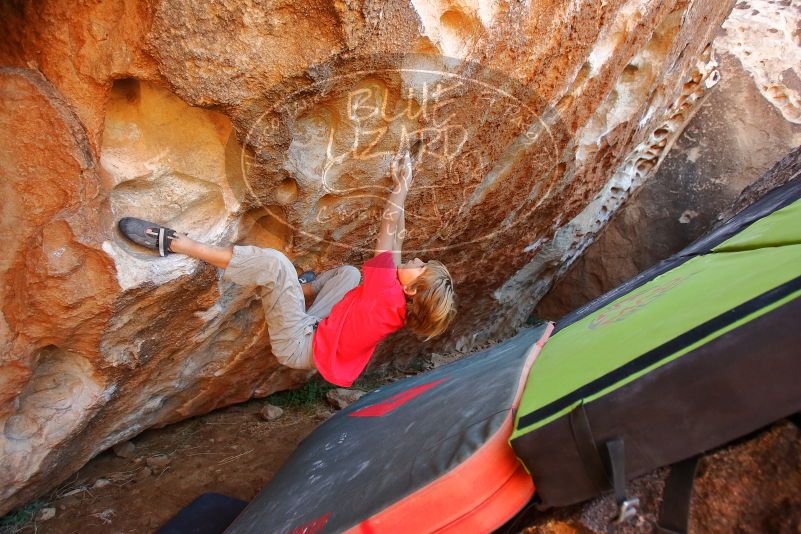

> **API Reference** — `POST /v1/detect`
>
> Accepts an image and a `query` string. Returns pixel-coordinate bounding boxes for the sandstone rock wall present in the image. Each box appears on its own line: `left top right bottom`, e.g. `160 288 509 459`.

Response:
0 0 732 511
536 0 801 319
717 0 801 124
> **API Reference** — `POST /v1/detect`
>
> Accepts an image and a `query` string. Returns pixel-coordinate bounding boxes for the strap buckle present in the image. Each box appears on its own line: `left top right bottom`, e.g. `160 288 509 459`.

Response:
615 497 640 524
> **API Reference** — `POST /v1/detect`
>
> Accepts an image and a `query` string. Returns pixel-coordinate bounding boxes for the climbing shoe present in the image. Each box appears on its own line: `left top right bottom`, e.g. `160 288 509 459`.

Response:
118 217 178 257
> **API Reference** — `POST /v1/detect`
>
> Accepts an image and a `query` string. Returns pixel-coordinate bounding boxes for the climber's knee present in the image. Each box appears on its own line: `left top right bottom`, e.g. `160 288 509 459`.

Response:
338 265 361 289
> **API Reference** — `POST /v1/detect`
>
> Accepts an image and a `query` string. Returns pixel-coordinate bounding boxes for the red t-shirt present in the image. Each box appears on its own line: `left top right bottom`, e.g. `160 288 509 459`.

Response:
312 252 407 387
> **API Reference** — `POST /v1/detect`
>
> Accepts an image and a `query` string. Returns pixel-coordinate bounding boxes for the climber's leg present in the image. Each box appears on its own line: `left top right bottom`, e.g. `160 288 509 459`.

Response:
222 245 318 370
307 266 362 320
169 233 233 270
117 217 232 267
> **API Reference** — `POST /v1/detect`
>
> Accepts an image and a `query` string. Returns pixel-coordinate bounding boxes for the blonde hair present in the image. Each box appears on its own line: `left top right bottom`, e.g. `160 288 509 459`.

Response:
405 260 456 340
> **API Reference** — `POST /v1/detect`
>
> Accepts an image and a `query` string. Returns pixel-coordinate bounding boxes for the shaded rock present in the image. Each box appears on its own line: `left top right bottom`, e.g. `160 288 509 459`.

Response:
720 145 801 221
260 404 284 422
326 389 366 410
536 12 801 320
112 441 136 459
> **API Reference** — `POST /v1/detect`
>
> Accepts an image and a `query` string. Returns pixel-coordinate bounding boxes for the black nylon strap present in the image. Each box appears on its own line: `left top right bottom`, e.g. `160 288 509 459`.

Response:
606 439 627 505
605 439 640 533
655 456 700 534
568 403 609 494
567 406 639 532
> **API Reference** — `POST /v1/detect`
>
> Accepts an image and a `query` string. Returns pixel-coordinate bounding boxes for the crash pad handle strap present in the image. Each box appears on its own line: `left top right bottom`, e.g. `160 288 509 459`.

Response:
606 439 627 506
655 456 700 534
568 404 639 532
568 402 609 494
605 438 640 532
661 408 793 534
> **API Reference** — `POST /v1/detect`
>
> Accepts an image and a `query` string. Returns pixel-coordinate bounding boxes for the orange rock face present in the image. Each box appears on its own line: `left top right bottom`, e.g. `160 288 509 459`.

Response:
0 0 733 512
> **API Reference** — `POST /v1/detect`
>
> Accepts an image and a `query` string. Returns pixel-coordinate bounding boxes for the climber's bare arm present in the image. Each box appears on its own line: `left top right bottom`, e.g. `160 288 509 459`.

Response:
375 150 413 265
170 235 233 269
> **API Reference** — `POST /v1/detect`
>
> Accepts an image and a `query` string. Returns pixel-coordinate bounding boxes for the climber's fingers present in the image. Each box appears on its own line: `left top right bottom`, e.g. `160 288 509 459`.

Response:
391 150 413 189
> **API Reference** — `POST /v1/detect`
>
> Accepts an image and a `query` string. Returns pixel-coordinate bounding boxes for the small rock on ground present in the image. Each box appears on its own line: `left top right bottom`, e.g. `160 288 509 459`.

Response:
112 441 136 459
145 454 170 470
36 507 56 522
136 467 152 480
260 404 284 421
61 487 85 498
326 388 366 410
429 352 461 369
92 478 111 489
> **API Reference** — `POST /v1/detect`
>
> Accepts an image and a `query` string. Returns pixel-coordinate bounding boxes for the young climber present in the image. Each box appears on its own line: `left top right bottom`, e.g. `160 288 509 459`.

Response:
117 144 456 387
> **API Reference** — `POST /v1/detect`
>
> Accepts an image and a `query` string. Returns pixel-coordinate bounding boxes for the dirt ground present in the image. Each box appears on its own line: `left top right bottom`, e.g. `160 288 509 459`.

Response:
18 397 329 534
0 360 444 534
5 353 799 534
0 349 473 534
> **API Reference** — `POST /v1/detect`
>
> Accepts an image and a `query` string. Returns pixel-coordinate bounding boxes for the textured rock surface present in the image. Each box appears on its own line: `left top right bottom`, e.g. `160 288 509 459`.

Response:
717 0 801 124
0 0 733 511
536 1 801 319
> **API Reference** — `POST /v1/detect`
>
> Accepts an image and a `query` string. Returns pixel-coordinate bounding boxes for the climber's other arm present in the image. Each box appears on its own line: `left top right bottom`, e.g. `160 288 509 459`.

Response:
375 150 413 265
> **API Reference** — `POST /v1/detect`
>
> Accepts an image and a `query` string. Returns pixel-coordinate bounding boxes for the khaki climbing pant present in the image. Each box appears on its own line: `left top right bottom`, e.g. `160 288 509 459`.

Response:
223 246 361 370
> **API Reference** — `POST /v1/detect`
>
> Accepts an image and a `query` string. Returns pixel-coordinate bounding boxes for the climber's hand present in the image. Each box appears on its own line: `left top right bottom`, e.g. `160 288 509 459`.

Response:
391 149 413 193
